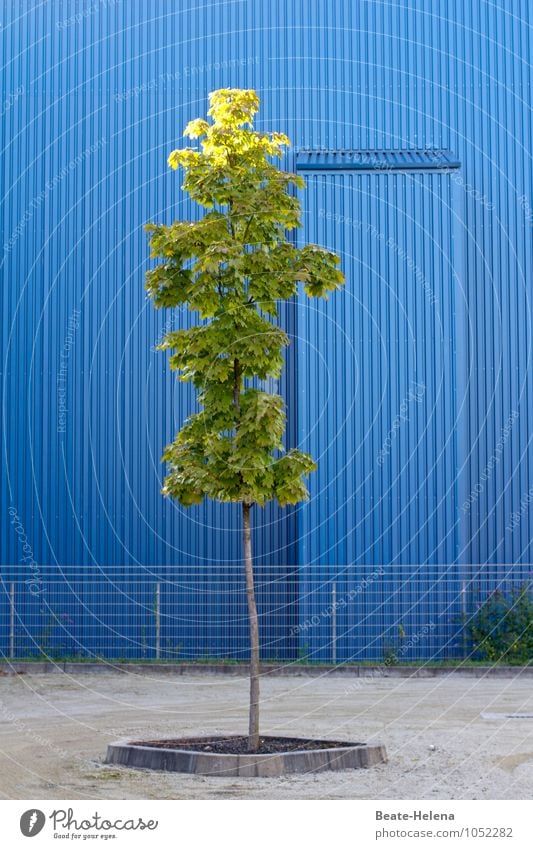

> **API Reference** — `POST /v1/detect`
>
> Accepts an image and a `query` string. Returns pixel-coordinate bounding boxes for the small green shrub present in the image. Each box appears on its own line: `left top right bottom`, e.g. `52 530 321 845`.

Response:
297 644 310 663
467 583 533 665
382 643 399 666
382 624 406 666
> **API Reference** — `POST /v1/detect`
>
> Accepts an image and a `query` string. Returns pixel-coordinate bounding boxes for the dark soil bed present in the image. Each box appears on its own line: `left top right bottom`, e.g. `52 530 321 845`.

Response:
132 735 362 755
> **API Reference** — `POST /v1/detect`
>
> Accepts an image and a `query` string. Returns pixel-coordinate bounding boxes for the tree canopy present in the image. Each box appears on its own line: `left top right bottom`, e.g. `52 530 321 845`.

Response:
146 89 344 510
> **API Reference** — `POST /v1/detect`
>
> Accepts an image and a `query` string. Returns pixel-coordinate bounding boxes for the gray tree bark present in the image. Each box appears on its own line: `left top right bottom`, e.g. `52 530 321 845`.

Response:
242 501 260 752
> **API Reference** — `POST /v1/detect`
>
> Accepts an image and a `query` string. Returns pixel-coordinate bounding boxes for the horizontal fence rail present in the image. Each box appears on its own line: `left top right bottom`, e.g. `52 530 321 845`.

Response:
0 566 531 664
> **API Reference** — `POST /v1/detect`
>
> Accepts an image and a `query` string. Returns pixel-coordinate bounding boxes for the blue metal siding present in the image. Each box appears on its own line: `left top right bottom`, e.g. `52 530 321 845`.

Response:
296 169 459 565
1 1 532 635
1 0 300 567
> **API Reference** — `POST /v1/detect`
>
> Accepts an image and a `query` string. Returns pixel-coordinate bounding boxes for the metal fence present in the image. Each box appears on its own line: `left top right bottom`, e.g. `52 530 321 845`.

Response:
0 566 530 663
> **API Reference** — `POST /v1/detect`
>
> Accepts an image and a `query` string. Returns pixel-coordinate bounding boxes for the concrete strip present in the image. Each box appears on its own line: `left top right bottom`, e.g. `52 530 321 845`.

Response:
0 661 531 678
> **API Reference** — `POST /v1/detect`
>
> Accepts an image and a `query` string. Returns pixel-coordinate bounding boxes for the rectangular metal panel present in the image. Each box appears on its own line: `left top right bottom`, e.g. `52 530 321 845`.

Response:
296 170 459 566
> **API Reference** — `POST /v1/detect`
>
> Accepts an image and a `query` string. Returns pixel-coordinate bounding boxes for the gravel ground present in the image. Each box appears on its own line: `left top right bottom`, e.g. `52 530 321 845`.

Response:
0 670 532 800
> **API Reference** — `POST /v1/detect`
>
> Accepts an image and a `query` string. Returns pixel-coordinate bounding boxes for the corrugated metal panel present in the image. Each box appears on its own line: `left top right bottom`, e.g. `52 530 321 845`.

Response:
1 0 299 567
1 0 533 584
296 169 459 565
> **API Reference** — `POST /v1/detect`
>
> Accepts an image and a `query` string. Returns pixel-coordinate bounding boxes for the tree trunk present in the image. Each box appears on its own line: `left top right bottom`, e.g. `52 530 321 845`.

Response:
242 501 260 752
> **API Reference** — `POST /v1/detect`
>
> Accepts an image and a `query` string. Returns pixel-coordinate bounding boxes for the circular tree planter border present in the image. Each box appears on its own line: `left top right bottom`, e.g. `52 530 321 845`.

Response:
105 735 387 777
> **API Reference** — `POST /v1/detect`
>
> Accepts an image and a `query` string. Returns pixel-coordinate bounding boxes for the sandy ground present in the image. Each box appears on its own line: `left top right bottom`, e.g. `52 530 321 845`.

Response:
0 670 532 800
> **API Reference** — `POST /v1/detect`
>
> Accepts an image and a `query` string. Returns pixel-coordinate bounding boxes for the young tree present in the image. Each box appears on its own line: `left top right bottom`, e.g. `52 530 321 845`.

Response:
146 89 344 752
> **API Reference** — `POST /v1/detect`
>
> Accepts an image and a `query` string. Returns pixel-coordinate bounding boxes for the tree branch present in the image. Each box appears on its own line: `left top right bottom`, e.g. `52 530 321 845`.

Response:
233 358 241 418
241 213 255 246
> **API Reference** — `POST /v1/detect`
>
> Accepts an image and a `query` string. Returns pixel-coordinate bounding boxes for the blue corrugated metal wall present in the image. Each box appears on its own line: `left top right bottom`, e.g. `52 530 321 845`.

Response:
296 166 459 566
1 1 533 658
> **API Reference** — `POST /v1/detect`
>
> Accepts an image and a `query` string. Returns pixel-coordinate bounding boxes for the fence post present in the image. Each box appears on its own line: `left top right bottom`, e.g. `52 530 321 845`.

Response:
9 583 15 659
461 578 467 659
331 581 337 664
155 583 161 660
